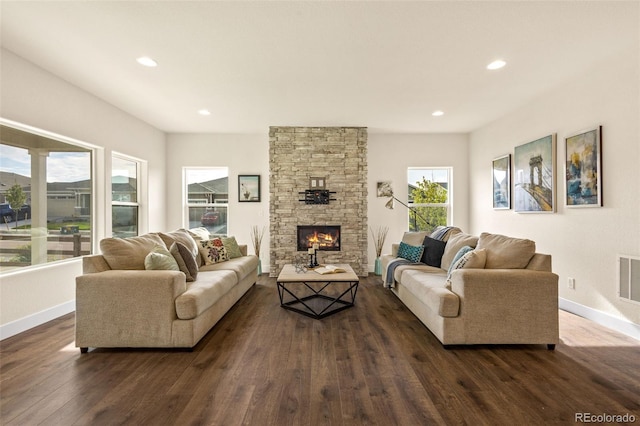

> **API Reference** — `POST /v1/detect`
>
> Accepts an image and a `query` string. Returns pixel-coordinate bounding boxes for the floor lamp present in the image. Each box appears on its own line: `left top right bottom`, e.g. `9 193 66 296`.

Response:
385 196 431 231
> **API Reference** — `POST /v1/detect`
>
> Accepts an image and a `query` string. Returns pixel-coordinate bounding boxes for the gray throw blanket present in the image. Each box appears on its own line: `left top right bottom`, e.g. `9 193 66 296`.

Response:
384 258 416 288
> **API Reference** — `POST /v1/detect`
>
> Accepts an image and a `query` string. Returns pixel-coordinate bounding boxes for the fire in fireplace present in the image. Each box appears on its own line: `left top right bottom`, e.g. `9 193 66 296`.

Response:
297 225 341 251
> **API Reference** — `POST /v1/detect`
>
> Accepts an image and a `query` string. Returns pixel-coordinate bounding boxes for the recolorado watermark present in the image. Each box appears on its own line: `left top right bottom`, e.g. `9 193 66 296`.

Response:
575 412 636 423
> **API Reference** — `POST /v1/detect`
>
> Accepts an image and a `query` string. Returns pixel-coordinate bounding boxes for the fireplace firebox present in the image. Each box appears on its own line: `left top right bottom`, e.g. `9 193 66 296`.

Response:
297 225 341 251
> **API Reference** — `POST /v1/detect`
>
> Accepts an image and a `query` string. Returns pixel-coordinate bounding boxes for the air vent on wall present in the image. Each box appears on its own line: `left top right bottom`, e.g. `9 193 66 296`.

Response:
618 255 640 304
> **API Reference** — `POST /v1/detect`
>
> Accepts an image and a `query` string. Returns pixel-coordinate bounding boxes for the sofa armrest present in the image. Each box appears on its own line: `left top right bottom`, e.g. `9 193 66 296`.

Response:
450 268 559 343
75 270 188 348
391 243 399 257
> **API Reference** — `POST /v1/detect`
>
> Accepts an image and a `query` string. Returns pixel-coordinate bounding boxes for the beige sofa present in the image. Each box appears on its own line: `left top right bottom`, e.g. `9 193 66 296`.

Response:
381 229 559 349
75 229 259 352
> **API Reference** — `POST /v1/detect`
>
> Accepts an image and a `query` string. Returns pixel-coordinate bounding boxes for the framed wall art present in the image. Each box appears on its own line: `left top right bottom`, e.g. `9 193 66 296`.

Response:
565 126 602 207
238 175 260 202
492 154 511 209
513 134 556 213
377 181 393 197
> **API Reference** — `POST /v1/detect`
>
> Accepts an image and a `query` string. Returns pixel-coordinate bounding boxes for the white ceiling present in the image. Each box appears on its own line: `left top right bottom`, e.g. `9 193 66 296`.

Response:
1 1 638 134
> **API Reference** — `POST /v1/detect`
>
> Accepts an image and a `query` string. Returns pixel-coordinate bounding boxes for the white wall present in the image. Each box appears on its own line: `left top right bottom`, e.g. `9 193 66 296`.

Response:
0 49 166 336
367 133 470 269
165 133 270 270
469 47 640 331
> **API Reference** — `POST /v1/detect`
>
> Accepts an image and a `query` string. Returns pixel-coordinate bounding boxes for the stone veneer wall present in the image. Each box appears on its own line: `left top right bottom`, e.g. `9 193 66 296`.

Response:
269 127 368 277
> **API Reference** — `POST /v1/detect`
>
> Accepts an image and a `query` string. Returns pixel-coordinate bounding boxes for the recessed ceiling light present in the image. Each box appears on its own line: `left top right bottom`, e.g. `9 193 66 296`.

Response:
432 110 444 117
136 56 157 67
198 109 211 116
487 60 506 70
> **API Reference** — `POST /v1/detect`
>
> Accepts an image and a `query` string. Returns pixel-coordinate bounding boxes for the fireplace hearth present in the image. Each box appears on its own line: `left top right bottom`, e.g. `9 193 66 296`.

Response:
297 225 341 251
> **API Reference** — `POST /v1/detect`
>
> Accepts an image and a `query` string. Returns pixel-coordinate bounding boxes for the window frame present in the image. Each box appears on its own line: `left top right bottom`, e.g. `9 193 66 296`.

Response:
0 118 99 274
407 167 453 231
183 167 229 237
111 153 142 238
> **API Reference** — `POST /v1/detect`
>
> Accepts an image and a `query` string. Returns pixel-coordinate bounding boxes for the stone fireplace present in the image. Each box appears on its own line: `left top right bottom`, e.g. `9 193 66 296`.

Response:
269 126 368 276
297 225 341 251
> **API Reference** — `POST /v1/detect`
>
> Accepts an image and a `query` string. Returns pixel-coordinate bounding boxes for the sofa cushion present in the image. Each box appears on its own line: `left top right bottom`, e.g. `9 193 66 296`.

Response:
441 233 479 271
477 232 536 269
199 255 259 282
175 270 237 320
397 241 424 263
429 226 462 242
170 242 199 282
199 238 230 265
401 231 431 247
420 236 447 267
144 245 180 271
187 227 210 241
100 233 167 270
401 269 459 317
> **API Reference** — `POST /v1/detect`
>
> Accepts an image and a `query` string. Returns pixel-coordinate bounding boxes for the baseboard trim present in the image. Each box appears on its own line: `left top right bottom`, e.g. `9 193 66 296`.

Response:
0 300 75 340
559 298 640 341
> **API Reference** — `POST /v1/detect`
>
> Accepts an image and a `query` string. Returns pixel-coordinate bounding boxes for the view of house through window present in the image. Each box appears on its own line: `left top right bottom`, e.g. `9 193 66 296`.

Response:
185 168 228 236
0 124 93 272
112 155 139 238
407 168 451 232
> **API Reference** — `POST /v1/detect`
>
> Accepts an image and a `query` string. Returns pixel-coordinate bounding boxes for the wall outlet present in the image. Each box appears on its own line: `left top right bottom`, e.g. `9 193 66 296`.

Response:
567 277 576 289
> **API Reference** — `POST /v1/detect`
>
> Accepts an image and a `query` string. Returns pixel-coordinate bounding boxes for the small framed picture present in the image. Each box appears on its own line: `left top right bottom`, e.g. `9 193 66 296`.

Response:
492 154 511 209
310 177 326 189
377 181 393 197
238 175 260 202
565 126 602 207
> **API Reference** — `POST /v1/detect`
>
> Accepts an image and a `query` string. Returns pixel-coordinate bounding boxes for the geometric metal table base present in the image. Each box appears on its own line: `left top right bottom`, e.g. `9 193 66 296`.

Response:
276 264 360 319
277 280 359 319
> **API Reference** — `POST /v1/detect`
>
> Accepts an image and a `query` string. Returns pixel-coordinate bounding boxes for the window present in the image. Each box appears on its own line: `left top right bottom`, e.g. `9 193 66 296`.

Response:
184 168 228 236
0 122 93 272
112 155 140 238
407 168 451 232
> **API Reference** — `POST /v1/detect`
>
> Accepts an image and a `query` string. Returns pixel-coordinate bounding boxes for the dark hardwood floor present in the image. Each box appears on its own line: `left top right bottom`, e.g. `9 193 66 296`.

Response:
1 274 639 425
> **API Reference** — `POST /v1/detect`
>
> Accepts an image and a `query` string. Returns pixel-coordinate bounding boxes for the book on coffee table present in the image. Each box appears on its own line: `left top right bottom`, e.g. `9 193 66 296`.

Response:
314 265 346 275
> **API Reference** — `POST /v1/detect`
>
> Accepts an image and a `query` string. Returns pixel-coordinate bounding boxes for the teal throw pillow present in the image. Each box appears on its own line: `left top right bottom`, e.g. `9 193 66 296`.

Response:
397 241 425 263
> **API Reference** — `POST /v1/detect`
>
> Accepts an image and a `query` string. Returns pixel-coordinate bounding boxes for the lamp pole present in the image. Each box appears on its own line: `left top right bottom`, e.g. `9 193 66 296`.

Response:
385 196 432 231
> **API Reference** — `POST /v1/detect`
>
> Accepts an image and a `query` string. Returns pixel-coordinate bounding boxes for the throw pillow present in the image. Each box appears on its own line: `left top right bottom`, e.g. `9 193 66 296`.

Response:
476 232 536 269
221 236 243 259
440 233 479 271
199 238 229 265
397 241 425 263
144 244 180 271
100 233 167 270
170 242 199 282
445 248 487 289
447 245 474 275
420 236 447 267
159 229 200 262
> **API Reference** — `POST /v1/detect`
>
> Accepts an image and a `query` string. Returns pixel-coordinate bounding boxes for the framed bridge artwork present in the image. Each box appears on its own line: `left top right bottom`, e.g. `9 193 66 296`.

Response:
513 134 556 213
565 126 602 208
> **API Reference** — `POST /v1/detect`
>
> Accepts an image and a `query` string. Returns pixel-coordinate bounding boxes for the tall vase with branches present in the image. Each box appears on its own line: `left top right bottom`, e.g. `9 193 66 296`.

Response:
250 225 266 275
370 225 388 276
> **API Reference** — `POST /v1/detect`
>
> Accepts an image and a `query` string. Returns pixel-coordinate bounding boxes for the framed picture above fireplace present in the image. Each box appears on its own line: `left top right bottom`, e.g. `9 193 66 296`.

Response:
238 175 260 202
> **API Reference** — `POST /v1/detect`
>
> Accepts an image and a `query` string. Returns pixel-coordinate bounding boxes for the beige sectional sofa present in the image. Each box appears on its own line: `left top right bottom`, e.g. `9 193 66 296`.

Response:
381 229 559 349
75 228 259 352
